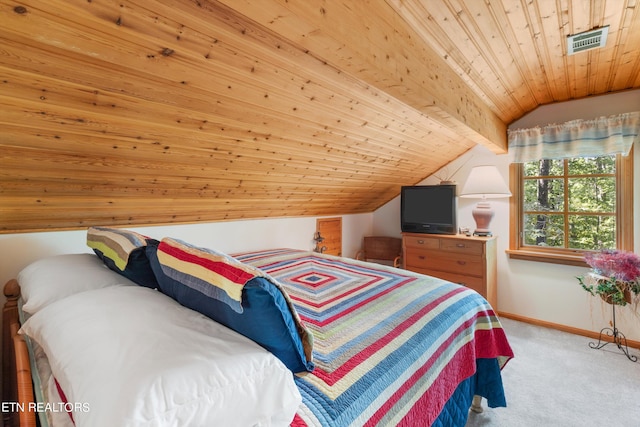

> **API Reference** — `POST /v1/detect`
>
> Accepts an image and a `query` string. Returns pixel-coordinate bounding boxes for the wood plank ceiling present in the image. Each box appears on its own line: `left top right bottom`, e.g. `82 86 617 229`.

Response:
1 0 639 233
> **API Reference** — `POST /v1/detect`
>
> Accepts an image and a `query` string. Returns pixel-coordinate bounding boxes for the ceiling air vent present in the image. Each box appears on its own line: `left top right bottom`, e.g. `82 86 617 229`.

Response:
567 26 609 55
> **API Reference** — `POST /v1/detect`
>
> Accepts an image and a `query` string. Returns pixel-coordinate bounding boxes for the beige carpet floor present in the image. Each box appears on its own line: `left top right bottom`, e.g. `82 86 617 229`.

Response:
465 317 640 427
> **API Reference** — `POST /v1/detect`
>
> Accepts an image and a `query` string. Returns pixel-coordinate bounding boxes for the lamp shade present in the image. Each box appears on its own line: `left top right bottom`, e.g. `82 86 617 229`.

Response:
459 165 511 199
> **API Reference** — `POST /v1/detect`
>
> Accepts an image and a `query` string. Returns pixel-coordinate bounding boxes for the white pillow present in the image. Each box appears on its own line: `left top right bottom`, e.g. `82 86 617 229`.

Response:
17 254 136 314
20 286 301 427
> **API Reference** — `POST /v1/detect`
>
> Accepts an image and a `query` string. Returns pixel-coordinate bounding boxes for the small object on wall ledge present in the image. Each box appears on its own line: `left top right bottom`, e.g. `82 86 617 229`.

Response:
313 231 326 253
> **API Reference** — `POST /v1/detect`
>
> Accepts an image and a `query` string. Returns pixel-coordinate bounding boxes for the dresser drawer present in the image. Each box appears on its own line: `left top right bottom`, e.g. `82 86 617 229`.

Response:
404 252 484 277
429 271 485 294
403 235 440 250
402 233 497 307
440 239 484 256
404 266 484 294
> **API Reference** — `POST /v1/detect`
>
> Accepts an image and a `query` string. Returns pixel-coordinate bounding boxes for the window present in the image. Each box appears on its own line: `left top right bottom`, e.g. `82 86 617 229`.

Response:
508 151 633 266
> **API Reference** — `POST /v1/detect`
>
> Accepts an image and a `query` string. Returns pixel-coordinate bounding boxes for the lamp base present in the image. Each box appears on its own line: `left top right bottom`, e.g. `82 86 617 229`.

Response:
471 201 495 237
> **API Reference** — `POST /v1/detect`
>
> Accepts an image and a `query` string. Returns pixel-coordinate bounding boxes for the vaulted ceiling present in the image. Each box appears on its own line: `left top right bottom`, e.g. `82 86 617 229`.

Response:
1 0 639 232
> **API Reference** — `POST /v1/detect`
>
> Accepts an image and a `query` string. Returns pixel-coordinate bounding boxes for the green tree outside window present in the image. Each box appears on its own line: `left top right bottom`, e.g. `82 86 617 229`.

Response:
521 156 616 251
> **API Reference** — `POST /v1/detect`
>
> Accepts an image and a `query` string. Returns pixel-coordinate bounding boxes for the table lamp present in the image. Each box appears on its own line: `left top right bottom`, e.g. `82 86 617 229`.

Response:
459 165 511 236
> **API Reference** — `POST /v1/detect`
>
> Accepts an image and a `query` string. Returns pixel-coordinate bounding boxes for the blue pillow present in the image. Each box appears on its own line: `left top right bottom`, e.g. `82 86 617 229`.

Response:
87 227 159 289
146 239 314 373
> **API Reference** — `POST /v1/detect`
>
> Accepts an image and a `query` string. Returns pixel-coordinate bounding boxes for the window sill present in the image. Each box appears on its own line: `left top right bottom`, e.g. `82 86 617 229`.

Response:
506 249 588 267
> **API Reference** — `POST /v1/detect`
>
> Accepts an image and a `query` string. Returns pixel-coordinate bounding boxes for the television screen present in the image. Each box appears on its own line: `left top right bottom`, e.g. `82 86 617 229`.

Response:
401 185 457 234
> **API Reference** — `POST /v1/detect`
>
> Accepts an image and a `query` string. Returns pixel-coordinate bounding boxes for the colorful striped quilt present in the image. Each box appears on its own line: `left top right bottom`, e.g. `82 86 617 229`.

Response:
234 249 513 427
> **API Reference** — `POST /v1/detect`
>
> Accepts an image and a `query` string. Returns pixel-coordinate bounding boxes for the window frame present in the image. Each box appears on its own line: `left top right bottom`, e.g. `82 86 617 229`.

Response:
507 149 634 266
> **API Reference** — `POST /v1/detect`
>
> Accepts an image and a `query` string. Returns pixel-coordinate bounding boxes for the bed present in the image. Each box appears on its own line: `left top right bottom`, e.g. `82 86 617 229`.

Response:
2 227 513 427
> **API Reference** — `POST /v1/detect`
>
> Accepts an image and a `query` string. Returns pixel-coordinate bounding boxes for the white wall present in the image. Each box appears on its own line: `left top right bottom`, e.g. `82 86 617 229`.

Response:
0 214 373 294
374 89 640 342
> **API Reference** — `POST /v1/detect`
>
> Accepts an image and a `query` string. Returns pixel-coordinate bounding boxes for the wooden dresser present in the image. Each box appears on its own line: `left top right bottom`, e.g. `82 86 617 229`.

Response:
402 233 497 307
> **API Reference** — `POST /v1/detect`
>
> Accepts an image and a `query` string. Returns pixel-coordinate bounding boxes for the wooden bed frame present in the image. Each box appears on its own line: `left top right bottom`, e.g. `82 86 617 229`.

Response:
3 279 36 427
1 278 484 427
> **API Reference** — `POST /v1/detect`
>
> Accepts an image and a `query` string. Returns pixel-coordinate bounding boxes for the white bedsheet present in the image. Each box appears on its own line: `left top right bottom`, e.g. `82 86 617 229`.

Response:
20 286 301 427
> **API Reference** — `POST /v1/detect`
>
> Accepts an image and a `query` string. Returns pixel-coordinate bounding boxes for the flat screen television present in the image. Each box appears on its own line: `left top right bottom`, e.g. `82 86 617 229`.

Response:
401 184 457 235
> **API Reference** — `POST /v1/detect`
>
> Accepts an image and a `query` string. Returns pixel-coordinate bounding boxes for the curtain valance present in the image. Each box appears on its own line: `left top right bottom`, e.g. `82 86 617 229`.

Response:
508 111 640 163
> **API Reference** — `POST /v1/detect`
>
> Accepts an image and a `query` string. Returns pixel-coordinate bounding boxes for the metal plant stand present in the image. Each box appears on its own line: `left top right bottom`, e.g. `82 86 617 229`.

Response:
589 302 638 362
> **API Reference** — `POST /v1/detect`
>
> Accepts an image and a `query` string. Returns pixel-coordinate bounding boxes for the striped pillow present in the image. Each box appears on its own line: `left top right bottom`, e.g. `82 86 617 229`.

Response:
156 238 258 313
148 238 314 373
87 227 158 288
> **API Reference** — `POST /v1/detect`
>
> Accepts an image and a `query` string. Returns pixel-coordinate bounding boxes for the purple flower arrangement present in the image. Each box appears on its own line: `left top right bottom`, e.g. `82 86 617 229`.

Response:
584 250 640 282
578 250 640 306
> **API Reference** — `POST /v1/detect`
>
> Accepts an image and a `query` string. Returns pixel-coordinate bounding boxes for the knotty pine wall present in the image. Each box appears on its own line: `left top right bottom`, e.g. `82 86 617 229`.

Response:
1 0 501 233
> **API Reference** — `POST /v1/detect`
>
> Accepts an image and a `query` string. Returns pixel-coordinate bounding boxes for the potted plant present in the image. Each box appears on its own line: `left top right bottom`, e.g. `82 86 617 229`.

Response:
577 249 640 306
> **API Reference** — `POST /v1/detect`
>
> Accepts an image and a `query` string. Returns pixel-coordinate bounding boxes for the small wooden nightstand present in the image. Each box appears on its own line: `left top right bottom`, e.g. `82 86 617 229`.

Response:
402 233 497 307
